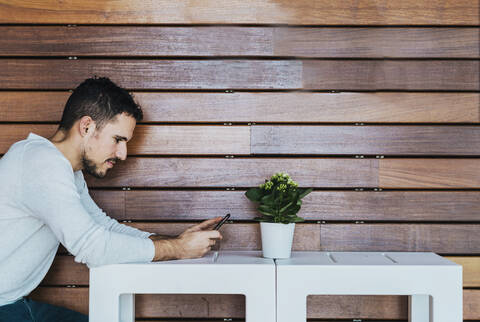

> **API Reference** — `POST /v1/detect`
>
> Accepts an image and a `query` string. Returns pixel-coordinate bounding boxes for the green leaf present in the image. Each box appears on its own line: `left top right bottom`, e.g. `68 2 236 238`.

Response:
253 216 272 222
260 193 275 206
279 201 294 214
258 208 275 217
290 216 305 223
245 188 263 202
258 205 276 215
298 188 313 199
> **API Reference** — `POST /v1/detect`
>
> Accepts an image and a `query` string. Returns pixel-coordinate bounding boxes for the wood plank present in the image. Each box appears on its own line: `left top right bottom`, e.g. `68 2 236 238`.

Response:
303 60 480 90
57 222 320 255
85 158 379 188
252 125 480 155
0 124 250 155
89 190 480 222
0 124 57 154
445 256 480 287
2 92 478 123
273 27 480 58
42 255 480 287
0 26 273 57
320 224 480 253
379 159 480 188
1 0 478 24
464 289 480 319
28 287 480 319
0 59 302 90
56 222 479 254
2 60 478 90
2 26 479 58
8 124 480 156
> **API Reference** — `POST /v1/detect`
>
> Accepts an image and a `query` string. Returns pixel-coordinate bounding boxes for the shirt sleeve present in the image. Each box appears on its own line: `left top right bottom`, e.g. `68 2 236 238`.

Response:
75 172 153 239
20 143 155 267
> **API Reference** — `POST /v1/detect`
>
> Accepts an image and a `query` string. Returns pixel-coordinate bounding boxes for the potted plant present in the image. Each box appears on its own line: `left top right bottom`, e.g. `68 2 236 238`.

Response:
245 172 313 258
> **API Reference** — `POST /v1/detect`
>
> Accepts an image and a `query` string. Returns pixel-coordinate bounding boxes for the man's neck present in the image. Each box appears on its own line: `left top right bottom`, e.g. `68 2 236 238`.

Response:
49 130 83 172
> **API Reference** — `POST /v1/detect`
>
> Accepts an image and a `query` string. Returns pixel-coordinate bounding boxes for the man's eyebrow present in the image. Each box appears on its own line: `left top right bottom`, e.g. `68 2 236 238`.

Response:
114 135 129 142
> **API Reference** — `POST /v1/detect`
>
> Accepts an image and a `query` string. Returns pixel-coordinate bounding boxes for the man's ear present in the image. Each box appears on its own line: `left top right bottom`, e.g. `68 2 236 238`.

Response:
78 116 95 137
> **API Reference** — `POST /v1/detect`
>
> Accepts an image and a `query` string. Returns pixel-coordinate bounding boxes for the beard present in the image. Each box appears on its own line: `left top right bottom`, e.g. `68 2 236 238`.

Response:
81 150 107 179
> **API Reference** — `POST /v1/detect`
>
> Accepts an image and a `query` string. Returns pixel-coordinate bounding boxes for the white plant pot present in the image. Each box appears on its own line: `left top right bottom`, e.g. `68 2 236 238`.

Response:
259 222 295 259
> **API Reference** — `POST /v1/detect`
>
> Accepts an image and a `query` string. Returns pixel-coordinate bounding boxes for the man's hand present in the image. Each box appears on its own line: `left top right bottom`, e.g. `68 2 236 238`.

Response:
150 217 224 261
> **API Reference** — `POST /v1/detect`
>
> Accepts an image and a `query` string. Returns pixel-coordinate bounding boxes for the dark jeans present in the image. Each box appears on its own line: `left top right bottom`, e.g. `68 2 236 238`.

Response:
0 298 88 322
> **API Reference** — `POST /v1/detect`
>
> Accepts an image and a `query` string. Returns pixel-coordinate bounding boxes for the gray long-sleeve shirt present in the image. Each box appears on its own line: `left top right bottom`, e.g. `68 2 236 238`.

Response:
0 133 155 305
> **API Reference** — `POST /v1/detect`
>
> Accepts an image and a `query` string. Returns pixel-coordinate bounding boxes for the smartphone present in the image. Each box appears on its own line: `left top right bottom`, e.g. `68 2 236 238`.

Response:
214 213 230 230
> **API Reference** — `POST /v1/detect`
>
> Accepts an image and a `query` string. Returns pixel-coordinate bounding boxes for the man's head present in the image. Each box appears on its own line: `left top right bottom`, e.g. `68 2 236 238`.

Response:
58 77 143 178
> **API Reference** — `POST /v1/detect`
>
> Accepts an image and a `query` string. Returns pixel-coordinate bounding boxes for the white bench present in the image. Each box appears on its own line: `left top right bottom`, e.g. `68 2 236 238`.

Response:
89 251 275 322
276 251 462 322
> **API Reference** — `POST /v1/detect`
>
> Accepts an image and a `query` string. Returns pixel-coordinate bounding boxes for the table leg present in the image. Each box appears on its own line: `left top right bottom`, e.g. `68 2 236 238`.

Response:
408 295 430 322
276 293 307 322
119 294 135 322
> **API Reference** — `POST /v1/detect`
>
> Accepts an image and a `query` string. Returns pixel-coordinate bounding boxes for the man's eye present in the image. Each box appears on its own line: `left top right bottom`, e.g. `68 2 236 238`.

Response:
114 138 120 143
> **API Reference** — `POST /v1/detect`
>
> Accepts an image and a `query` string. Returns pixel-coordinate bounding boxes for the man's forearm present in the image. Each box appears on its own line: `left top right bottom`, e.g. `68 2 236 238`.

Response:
149 236 182 261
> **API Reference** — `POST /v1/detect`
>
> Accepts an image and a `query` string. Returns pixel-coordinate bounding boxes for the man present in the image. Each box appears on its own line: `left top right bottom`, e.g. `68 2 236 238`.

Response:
0 77 223 321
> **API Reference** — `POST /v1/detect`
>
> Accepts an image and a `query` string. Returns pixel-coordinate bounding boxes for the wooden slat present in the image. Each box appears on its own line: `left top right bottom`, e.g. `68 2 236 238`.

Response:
42 255 480 287
85 158 379 188
464 289 480 319
0 124 251 155
57 222 320 255
1 0 478 25
55 222 480 254
2 27 479 58
2 92 478 123
0 59 302 90
0 124 57 154
252 125 480 155
379 159 480 188
445 256 480 287
273 28 480 58
303 60 479 90
89 190 480 222
1 60 478 90
28 287 480 319
7 124 480 156
85 158 480 189
319 224 480 253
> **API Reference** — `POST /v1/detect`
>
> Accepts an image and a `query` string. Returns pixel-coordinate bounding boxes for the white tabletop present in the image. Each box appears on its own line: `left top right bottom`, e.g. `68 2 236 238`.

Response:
275 251 459 266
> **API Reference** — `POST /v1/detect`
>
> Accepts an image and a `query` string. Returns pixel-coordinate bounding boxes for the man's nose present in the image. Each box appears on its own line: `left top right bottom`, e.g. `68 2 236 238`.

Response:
116 143 127 160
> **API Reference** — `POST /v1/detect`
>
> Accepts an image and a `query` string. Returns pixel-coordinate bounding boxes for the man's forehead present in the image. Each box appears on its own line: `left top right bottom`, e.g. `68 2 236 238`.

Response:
102 114 136 139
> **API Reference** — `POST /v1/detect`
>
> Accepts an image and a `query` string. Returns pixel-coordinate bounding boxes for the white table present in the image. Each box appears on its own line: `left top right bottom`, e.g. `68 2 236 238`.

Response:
89 251 275 322
276 251 462 322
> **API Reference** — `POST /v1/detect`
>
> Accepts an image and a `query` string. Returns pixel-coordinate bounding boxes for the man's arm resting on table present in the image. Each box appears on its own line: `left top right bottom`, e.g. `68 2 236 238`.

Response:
149 219 223 261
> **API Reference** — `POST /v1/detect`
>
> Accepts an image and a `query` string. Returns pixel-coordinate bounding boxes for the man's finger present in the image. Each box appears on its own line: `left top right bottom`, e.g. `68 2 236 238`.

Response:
203 230 223 240
192 217 223 231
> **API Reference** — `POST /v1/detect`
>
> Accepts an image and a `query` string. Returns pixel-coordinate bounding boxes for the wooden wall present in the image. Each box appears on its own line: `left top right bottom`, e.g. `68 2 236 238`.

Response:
1 1 479 320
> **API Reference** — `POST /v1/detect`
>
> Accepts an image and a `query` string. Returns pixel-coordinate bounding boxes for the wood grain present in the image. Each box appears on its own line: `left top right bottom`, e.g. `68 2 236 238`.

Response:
319 224 480 253
1 26 478 58
6 124 480 155
1 0 478 24
28 287 480 319
85 158 480 189
303 60 480 90
446 256 480 287
2 92 478 123
0 124 251 155
0 59 302 90
54 222 480 254
1 59 477 90
379 159 480 188
89 190 480 222
252 125 480 155
85 157 379 188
